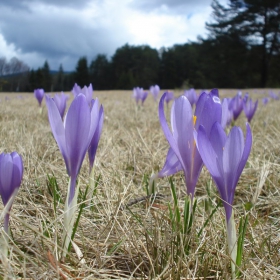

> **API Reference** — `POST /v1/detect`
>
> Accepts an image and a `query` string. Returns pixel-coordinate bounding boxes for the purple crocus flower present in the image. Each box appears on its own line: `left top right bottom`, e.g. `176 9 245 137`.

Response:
53 92 69 119
150 85 160 101
46 93 102 257
34 89 45 107
72 83 93 105
197 122 252 274
46 93 100 205
183 88 197 107
133 87 148 105
0 152 23 233
262 97 269 105
229 93 243 120
157 89 222 199
88 99 104 172
243 98 258 122
197 122 252 223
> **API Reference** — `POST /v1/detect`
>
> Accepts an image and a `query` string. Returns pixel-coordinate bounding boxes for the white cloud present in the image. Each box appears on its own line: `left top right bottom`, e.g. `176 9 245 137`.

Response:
0 34 18 58
124 3 213 48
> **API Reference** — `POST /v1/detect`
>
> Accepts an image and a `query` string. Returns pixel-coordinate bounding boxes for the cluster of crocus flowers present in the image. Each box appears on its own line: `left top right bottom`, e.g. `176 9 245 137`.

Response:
46 92 103 257
220 91 258 127
0 152 23 263
196 122 252 277
157 89 222 199
132 87 148 105
149 85 160 102
157 88 252 277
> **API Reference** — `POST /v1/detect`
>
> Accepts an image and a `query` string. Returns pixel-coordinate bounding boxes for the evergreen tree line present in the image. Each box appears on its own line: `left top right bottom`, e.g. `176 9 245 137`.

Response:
1 0 279 92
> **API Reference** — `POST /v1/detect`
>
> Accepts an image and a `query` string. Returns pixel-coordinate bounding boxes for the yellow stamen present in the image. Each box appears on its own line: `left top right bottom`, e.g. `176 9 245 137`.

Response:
193 115 197 126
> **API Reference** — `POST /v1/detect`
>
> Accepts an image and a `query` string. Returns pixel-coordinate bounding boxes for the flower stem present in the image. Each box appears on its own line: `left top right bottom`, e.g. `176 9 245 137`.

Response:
226 210 237 280
1 214 10 276
62 178 80 259
0 189 19 268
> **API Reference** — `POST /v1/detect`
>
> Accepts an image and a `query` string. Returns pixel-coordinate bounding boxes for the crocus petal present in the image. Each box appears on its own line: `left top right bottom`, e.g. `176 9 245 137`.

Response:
170 95 193 172
88 104 104 170
197 125 220 178
209 123 227 199
65 94 91 179
223 127 244 207
195 92 222 134
159 93 181 158
88 98 100 144
210 88 219 97
197 125 227 209
235 123 252 189
158 148 183 178
0 154 13 205
209 122 227 168
46 96 69 173
223 127 244 200
10 152 23 189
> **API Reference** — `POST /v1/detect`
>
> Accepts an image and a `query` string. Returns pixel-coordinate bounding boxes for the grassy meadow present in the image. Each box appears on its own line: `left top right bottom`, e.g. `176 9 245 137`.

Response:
0 89 280 279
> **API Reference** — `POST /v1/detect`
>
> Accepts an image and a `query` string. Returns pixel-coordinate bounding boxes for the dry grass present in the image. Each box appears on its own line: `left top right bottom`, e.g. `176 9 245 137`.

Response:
0 89 280 279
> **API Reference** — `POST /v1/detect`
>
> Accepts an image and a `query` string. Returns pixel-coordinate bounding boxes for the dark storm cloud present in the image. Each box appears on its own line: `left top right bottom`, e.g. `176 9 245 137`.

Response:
0 1 129 70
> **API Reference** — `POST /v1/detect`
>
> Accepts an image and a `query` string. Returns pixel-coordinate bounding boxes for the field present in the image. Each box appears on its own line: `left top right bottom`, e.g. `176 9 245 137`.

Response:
0 89 280 279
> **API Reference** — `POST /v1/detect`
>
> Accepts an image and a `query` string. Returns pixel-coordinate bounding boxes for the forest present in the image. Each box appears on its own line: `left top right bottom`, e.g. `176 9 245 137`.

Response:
0 0 279 92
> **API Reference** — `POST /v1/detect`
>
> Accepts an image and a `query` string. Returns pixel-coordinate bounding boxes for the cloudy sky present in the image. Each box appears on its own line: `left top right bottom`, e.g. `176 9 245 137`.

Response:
0 0 228 71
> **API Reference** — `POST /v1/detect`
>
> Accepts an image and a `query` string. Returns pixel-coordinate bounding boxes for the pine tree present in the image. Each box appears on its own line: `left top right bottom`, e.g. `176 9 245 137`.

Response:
75 57 89 87
55 64 64 91
206 0 280 87
42 60 52 91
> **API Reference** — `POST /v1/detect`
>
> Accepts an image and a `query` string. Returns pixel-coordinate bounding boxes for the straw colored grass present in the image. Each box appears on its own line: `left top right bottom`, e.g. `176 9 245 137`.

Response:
0 89 280 279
